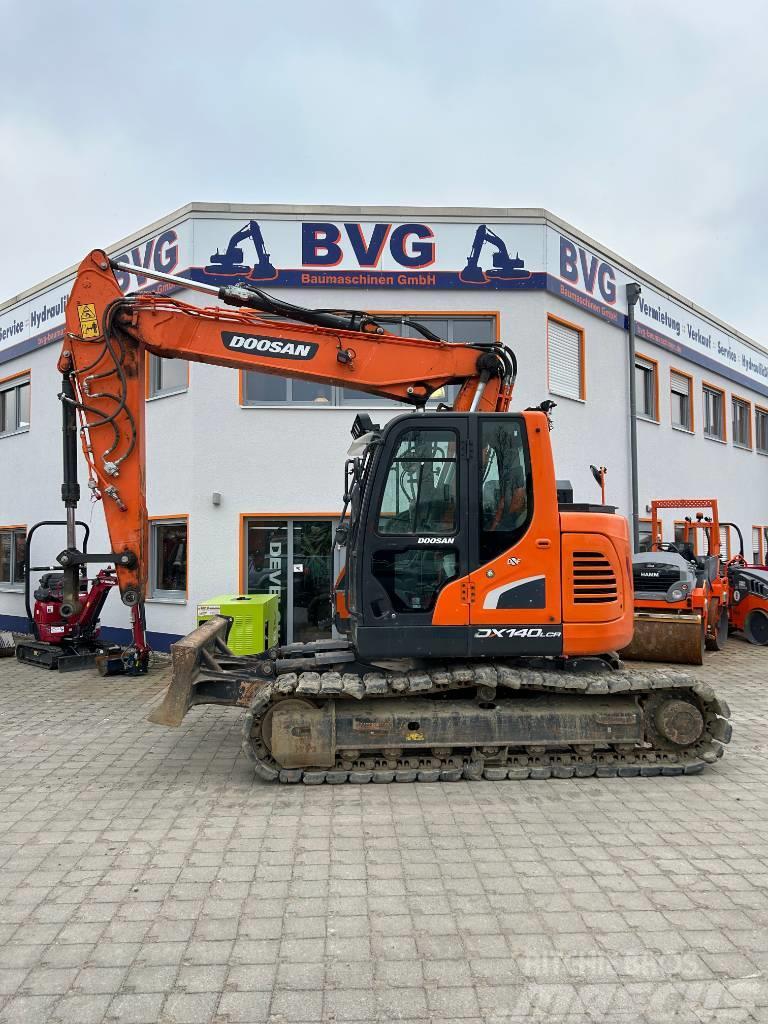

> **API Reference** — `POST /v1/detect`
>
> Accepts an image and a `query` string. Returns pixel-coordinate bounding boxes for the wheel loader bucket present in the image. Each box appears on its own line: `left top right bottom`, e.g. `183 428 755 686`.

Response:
620 612 704 665
148 615 233 727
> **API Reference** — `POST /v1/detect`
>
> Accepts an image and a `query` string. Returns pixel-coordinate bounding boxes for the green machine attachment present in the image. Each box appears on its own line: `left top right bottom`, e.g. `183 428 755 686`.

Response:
196 594 278 655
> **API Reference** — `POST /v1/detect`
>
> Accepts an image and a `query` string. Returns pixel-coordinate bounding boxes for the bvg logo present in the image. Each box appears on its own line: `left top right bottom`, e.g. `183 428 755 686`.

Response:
301 223 435 269
559 236 616 305
113 229 179 291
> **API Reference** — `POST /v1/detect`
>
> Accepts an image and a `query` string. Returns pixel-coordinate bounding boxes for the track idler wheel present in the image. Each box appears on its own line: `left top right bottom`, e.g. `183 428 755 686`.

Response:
647 696 705 749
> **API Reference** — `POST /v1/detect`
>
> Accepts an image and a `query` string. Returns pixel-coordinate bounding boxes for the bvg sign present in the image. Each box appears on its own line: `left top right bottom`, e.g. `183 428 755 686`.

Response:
559 236 616 305
301 223 435 268
112 230 180 291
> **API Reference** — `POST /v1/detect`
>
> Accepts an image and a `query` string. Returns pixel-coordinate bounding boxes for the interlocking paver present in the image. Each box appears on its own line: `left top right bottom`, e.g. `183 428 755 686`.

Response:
52 993 113 1024
224 963 276 991
106 990 165 1022
0 993 57 1021
216 989 270 1021
0 643 766 1022
161 990 219 1023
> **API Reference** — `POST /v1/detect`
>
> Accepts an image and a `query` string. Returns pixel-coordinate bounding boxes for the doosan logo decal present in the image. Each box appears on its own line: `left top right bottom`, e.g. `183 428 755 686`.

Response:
417 537 453 545
222 332 318 359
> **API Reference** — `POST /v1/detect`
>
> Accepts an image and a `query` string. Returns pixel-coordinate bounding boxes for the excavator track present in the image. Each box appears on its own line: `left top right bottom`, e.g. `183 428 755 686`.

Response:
241 663 732 784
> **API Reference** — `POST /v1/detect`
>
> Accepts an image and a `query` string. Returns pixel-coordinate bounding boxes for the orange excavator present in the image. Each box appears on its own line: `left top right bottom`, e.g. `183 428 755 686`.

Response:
52 250 731 782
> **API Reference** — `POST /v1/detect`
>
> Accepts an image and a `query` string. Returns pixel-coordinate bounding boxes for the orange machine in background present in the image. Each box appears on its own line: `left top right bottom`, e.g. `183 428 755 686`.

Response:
661 505 768 647
623 498 768 663
622 499 729 665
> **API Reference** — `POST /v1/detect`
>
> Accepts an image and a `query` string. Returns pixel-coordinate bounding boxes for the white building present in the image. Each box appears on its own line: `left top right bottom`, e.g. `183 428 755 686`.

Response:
1 204 767 650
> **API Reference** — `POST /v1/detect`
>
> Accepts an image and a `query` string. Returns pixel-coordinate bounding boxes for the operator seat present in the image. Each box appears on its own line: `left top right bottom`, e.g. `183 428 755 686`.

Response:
694 554 719 584
676 542 696 563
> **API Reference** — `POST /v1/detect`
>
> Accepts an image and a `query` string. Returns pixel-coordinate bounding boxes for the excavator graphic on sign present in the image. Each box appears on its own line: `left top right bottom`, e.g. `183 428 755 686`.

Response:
460 225 530 284
205 220 278 281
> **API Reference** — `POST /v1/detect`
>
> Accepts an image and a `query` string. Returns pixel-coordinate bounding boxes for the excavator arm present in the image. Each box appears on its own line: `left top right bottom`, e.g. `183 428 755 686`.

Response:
58 249 516 615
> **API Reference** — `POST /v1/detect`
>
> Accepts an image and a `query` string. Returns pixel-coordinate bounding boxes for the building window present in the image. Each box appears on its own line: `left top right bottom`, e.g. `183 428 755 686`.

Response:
719 525 731 560
703 384 726 441
0 527 26 587
0 373 31 437
634 355 658 421
547 316 584 402
244 517 338 645
147 355 188 399
732 397 752 449
243 373 333 405
670 370 693 432
753 526 768 565
149 518 188 598
242 315 496 407
755 407 768 455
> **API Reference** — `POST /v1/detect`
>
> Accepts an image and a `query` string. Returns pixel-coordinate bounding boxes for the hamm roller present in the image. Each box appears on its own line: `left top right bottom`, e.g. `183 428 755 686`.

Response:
621 500 730 666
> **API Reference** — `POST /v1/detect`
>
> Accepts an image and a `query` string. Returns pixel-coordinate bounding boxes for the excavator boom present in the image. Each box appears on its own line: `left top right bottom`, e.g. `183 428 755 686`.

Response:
60 251 515 607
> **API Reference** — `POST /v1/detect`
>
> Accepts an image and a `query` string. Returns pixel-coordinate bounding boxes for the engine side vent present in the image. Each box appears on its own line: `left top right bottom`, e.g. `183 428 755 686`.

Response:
571 550 619 604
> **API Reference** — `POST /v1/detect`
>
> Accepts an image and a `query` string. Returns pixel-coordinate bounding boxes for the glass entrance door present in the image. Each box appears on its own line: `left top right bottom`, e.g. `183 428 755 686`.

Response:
292 520 334 644
245 518 336 644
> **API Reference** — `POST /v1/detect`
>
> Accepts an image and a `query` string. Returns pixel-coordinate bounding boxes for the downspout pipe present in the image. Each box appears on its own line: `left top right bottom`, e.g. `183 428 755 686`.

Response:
626 282 642 552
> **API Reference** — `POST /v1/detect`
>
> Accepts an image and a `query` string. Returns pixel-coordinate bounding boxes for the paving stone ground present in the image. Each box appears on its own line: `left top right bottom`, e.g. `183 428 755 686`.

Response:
0 641 766 1023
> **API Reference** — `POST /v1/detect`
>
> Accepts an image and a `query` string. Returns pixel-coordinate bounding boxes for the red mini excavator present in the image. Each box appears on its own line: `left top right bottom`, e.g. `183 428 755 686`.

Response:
48 250 731 782
14 519 120 672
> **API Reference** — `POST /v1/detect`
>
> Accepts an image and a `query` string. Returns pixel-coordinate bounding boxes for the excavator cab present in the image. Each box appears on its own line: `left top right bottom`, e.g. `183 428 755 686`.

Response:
341 409 572 661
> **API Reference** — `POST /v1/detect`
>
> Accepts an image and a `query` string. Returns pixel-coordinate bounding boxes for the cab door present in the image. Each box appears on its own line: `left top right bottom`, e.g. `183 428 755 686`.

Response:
352 414 471 660
466 413 563 656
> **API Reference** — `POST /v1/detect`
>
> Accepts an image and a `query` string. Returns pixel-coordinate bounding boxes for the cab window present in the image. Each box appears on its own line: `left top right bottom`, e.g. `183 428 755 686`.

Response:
479 418 532 562
377 429 458 536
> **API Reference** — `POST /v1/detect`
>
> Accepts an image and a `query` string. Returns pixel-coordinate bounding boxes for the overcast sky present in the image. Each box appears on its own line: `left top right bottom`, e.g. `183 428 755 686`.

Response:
2 0 767 340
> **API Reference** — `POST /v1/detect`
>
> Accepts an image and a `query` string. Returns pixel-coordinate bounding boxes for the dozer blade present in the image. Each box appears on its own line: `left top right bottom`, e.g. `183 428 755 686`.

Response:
148 615 233 727
620 612 704 665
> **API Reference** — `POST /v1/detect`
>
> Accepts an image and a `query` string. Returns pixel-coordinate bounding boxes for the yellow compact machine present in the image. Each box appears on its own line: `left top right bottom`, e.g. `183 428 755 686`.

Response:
197 595 279 655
